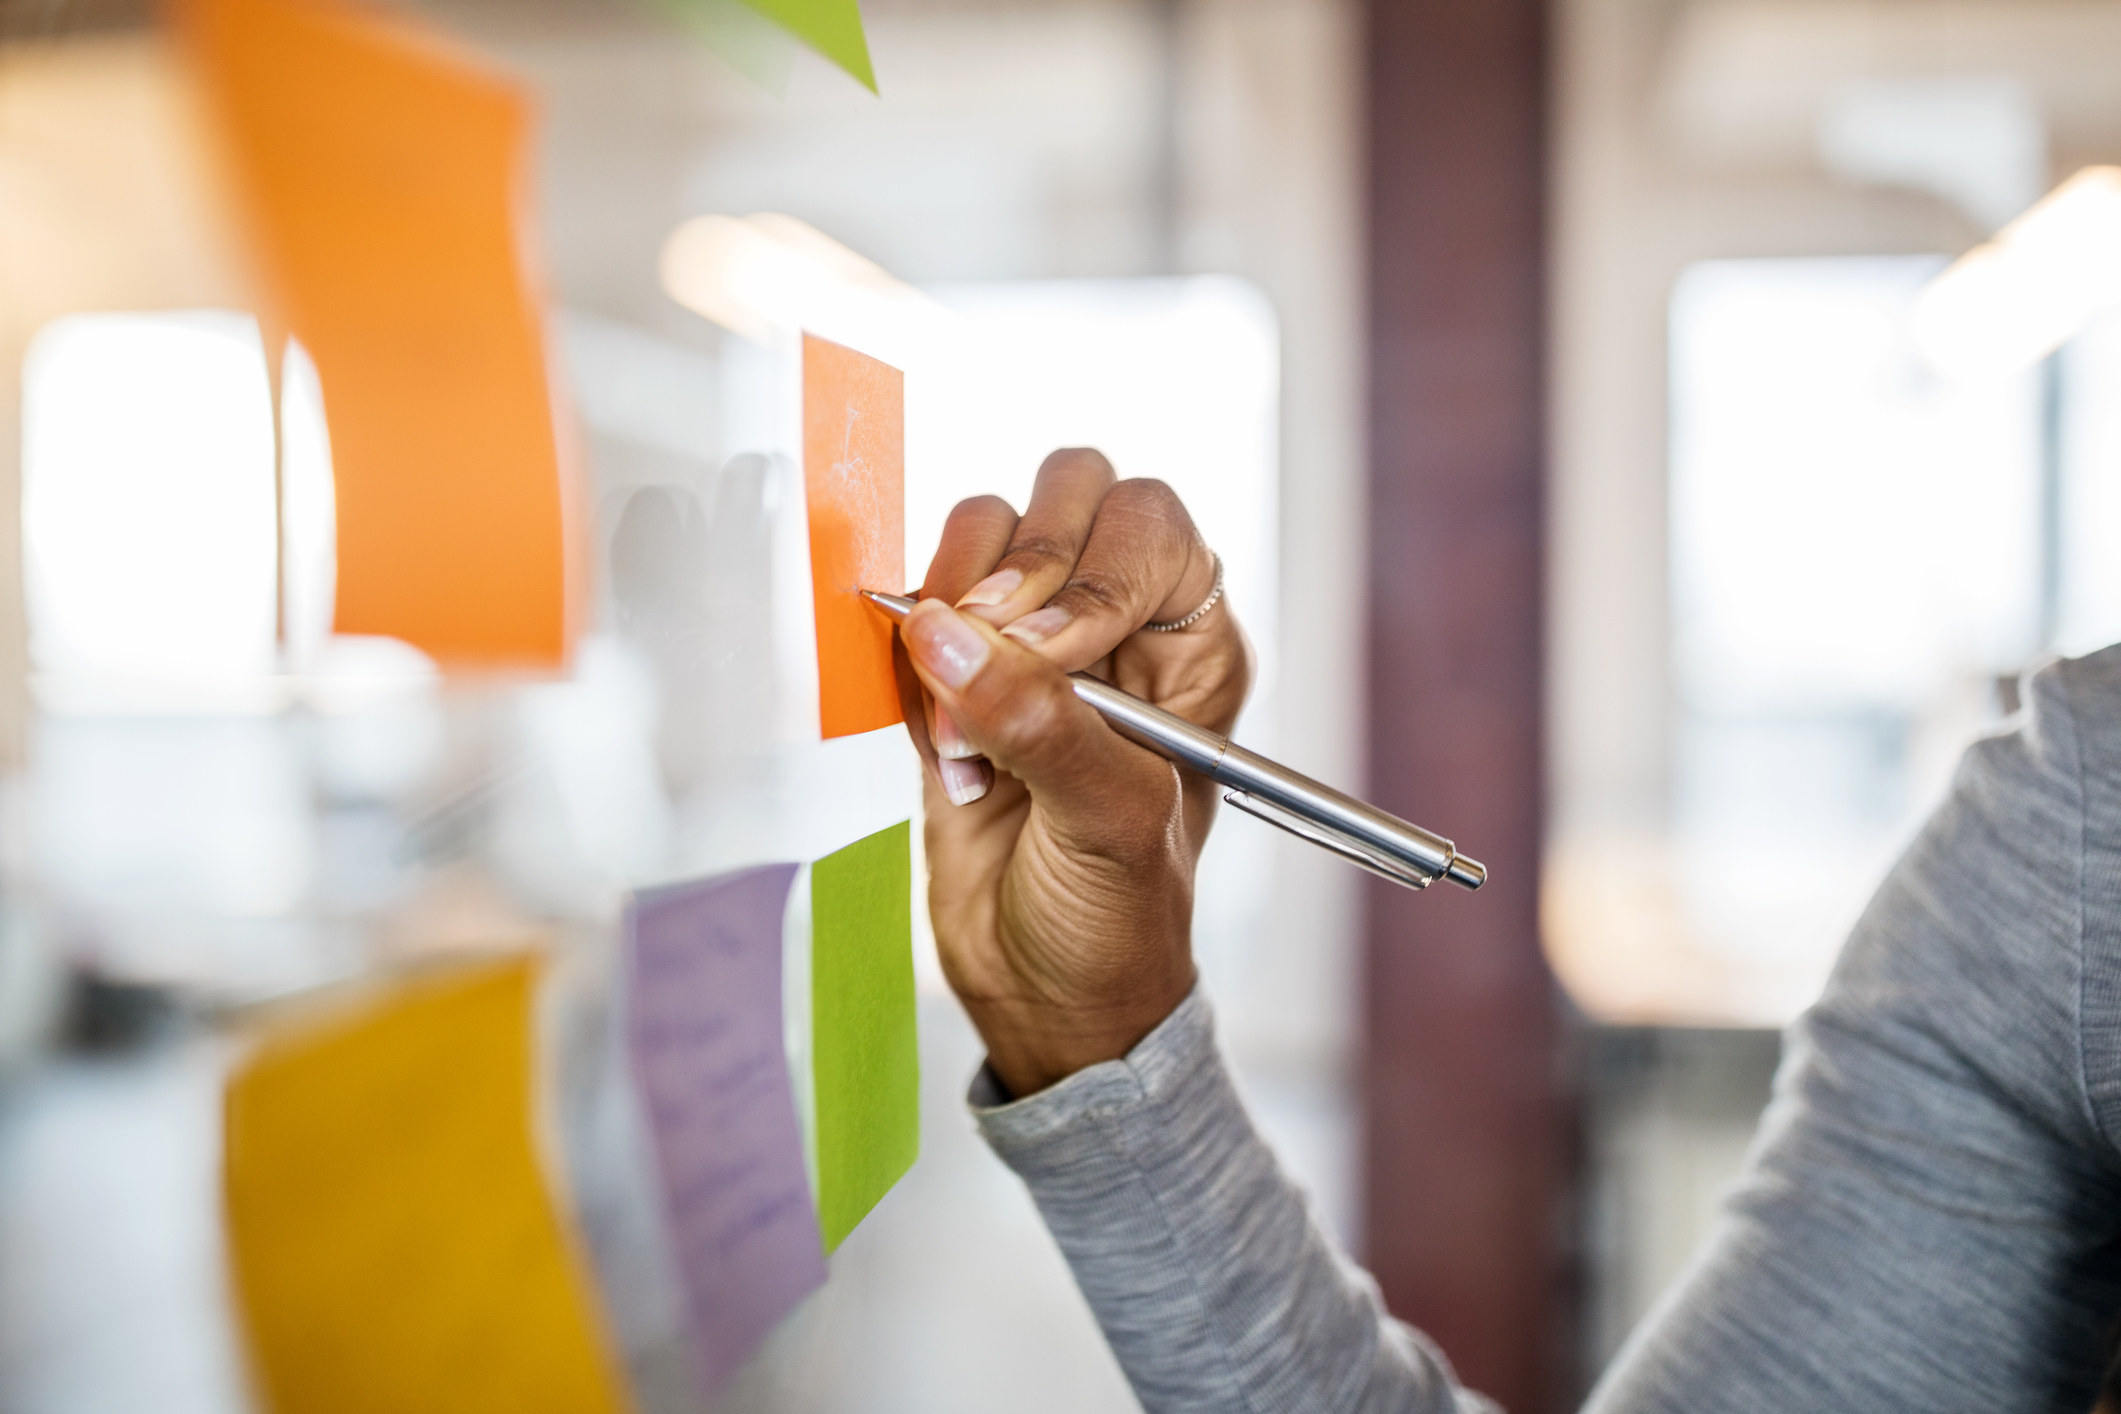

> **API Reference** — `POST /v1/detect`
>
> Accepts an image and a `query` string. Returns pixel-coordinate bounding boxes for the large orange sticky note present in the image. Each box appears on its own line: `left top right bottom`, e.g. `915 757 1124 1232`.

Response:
181 0 570 666
803 333 904 738
223 960 627 1414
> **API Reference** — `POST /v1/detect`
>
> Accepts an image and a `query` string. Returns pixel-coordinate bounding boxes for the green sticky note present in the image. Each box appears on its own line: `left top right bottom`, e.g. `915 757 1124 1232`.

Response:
733 0 876 92
811 819 917 1252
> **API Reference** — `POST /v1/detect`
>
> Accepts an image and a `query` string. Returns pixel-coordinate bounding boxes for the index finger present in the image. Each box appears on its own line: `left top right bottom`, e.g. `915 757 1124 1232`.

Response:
922 494 1020 603
899 494 1019 794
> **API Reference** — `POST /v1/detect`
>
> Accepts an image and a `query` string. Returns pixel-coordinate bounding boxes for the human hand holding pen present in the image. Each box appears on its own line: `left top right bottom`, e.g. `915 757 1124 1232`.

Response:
893 450 1252 1098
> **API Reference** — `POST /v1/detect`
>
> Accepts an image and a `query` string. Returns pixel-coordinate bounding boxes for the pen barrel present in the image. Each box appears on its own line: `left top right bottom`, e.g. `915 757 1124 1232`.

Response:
1213 743 1462 884
1068 674 1228 774
1067 674 1479 889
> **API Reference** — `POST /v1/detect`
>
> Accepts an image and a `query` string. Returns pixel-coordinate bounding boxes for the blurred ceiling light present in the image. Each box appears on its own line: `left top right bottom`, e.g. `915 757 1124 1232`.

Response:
1915 166 2121 380
658 213 943 353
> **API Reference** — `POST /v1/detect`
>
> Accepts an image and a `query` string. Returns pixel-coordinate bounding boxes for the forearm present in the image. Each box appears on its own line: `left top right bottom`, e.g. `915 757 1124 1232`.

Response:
972 987 1495 1414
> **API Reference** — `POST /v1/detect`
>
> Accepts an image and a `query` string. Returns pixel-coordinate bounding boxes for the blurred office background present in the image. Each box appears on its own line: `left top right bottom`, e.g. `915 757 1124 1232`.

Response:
5 0 2121 1411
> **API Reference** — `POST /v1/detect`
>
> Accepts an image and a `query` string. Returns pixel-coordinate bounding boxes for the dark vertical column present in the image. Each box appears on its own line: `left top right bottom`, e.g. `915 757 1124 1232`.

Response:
1362 2 1569 1412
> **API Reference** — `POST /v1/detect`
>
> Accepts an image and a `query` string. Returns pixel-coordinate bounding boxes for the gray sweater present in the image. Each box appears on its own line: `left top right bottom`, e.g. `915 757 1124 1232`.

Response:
970 647 2121 1412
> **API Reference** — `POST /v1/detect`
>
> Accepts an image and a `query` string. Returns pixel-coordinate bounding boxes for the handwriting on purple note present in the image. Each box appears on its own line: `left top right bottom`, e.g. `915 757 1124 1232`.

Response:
626 864 825 1398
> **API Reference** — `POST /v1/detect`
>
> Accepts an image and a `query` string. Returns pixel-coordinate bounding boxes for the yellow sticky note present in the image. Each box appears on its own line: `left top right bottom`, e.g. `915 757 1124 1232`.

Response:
223 959 627 1414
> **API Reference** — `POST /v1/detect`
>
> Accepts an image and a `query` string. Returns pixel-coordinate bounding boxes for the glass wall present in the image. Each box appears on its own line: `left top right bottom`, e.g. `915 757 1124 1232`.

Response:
0 4 1360 1411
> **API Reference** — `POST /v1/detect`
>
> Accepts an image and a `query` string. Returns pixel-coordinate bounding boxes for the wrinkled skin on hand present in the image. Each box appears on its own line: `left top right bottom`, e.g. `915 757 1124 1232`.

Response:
893 450 1252 1097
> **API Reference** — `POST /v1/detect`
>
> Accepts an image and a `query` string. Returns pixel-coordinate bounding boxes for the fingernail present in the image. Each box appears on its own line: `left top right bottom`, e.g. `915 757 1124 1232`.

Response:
957 568 1022 608
934 709 981 760
906 604 990 689
939 756 990 806
1001 606 1072 646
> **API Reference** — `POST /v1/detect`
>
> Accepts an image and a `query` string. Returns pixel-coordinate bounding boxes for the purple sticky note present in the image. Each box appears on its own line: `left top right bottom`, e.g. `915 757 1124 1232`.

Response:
626 863 826 1397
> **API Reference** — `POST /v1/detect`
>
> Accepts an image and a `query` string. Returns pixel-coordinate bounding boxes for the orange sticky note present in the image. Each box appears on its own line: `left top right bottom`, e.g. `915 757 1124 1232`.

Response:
180 0 571 667
223 959 627 1414
803 333 904 738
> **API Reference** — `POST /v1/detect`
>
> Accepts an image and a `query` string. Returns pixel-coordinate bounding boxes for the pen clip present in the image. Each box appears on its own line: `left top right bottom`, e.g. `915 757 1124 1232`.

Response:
1222 790 1437 892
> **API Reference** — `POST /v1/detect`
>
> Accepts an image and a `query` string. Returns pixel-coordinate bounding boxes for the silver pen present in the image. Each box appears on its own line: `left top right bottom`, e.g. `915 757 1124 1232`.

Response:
861 590 1485 892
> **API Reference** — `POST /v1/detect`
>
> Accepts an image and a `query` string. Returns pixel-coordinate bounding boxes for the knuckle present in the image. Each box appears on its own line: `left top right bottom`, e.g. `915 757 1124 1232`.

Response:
1103 481 1197 567
1101 480 1207 614
1106 477 1190 532
999 530 1079 572
1053 569 1132 618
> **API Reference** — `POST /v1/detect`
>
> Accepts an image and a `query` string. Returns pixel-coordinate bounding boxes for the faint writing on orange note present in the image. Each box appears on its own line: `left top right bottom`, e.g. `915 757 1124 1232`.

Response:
803 332 903 739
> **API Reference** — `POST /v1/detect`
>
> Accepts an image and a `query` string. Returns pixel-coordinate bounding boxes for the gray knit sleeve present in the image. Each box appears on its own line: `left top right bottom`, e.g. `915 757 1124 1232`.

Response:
967 654 2121 1414
1585 649 2121 1413
971 988 1497 1414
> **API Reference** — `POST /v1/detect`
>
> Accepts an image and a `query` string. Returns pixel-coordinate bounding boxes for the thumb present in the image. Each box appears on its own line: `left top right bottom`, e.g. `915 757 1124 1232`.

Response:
900 600 1176 831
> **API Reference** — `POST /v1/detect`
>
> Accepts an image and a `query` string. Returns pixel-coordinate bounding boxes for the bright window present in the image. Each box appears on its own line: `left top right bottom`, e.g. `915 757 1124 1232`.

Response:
1666 256 2043 1007
22 311 280 712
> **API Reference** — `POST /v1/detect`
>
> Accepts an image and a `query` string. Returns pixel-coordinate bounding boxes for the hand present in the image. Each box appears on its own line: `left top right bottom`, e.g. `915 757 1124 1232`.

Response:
893 450 1252 1097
